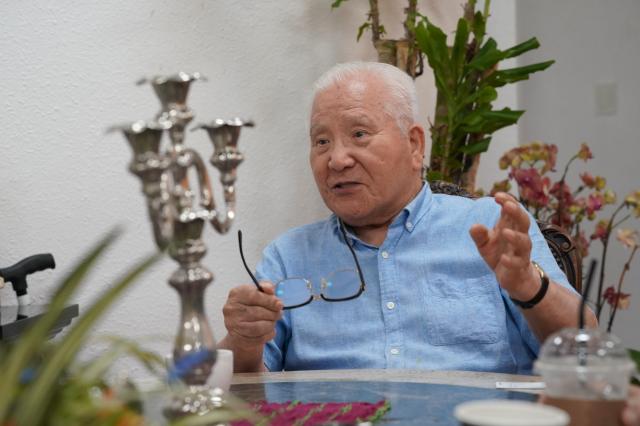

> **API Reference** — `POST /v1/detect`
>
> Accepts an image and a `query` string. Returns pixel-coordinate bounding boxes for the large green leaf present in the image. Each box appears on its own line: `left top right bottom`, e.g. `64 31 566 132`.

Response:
427 170 443 182
460 108 524 134
14 251 162 425
466 38 503 71
331 0 348 9
415 20 451 84
488 60 555 87
502 37 541 59
458 86 498 108
459 137 492 155
471 11 486 42
0 229 121 420
445 157 464 170
356 21 371 41
458 108 486 132
450 18 470 84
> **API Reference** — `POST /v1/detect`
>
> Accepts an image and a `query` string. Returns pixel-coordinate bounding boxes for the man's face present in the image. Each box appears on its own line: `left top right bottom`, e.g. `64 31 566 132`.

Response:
309 75 425 228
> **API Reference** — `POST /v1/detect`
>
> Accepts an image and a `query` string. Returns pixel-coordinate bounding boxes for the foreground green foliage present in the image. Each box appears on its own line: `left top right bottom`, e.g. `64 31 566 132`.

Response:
0 230 254 425
0 230 160 424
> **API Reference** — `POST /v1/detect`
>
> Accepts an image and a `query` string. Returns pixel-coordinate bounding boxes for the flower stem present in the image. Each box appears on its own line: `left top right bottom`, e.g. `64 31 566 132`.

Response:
555 155 578 227
559 155 578 185
572 185 586 197
612 213 631 230
596 202 627 319
607 245 638 332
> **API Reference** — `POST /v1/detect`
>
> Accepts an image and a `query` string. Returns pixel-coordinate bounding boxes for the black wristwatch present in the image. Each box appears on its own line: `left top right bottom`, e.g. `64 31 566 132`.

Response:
510 261 549 309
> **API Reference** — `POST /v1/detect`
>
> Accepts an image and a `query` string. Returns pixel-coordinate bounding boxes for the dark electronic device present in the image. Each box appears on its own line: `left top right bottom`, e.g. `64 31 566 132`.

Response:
0 253 56 299
0 253 78 341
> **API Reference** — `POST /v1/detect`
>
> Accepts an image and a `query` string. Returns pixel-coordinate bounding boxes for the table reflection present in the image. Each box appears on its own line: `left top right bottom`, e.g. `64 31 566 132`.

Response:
231 377 537 425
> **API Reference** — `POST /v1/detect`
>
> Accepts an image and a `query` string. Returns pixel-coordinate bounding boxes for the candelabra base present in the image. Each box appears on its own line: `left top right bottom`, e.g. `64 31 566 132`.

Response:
163 385 226 419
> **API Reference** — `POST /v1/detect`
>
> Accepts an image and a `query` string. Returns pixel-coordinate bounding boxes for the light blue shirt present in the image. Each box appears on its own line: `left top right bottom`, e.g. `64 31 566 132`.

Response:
256 183 574 374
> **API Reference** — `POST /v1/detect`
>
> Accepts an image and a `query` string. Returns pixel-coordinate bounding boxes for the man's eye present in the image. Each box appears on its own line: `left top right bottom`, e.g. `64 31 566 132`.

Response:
353 130 367 138
315 138 330 146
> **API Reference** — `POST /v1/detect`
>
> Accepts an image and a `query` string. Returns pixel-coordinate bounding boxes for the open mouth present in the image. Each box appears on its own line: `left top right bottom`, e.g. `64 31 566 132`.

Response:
331 181 360 190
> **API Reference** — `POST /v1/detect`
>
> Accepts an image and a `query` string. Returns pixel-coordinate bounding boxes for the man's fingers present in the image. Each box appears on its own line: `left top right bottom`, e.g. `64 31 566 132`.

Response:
260 281 276 295
494 193 530 233
494 191 518 205
469 224 490 248
229 283 283 312
504 201 530 232
502 228 532 257
223 303 282 323
233 320 279 339
222 281 284 347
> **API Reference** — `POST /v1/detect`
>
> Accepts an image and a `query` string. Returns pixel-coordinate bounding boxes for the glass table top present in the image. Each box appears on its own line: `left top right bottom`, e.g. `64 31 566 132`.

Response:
231 379 537 425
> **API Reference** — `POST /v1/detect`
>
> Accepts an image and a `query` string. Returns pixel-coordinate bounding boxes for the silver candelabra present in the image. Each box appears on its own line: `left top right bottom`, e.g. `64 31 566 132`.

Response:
110 72 253 417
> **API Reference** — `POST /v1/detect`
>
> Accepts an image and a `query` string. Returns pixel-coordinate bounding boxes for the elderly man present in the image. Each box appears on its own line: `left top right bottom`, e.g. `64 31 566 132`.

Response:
218 61 596 374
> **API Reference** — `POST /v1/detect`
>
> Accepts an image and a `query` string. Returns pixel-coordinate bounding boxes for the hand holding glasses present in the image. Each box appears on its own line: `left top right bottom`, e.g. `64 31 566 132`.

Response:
237 222 366 309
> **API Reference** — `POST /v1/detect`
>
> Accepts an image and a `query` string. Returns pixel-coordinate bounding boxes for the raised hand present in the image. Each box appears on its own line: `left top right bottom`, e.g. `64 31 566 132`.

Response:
469 192 540 301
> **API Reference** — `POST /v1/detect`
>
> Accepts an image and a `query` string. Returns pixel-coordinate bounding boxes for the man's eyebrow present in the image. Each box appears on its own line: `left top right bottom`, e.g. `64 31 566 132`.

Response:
309 123 327 135
346 113 375 126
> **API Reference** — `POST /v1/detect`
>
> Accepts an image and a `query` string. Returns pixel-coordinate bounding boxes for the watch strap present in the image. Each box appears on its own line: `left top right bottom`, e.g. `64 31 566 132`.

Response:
510 261 549 309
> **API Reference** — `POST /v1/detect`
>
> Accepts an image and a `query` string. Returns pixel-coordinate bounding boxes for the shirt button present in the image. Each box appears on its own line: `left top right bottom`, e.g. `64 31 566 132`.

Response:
390 348 400 355
406 221 413 230
381 251 389 259
386 301 396 310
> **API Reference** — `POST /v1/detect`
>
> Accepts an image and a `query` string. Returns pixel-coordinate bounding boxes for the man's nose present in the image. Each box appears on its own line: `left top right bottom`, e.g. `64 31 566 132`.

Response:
328 140 355 171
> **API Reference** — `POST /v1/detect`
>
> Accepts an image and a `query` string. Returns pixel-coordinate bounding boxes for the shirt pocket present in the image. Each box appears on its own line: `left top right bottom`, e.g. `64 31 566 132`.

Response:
421 275 504 346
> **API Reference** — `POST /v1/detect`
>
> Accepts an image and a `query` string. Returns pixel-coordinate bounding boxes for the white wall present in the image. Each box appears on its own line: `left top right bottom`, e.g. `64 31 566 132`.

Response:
517 0 640 347
0 0 516 374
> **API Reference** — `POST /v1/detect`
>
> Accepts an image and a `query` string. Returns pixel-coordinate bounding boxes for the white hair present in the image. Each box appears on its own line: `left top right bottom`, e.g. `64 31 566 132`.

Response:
311 61 420 134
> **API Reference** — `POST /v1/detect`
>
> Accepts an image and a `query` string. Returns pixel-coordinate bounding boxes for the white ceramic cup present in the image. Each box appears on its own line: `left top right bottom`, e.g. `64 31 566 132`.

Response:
208 349 234 391
165 349 234 392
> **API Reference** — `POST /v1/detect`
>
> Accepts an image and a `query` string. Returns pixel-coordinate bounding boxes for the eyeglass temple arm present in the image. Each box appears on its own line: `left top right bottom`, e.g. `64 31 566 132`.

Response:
339 220 366 291
238 230 265 293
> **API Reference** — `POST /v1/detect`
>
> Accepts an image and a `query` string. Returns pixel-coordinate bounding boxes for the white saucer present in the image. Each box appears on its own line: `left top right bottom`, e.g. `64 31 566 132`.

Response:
454 399 569 426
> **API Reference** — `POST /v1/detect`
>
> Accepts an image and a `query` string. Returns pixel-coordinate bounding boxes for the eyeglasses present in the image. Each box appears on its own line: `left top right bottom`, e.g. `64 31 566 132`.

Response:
237 221 366 309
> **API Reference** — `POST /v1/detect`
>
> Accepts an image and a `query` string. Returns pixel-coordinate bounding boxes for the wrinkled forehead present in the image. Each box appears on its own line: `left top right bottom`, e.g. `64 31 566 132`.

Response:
310 74 388 116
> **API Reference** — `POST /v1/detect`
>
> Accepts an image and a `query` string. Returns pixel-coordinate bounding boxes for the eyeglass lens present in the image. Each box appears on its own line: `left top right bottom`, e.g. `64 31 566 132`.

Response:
275 269 362 308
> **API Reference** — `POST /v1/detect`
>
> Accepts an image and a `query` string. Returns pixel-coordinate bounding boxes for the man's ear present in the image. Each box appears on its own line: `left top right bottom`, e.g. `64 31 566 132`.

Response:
408 124 426 172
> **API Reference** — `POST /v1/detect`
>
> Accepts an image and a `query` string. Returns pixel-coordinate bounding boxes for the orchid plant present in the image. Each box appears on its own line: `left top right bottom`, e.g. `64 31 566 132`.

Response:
491 142 640 331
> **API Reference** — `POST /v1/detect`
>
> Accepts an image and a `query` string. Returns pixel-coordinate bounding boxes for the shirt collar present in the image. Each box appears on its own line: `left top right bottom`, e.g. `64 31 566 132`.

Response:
401 180 432 233
331 180 433 244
